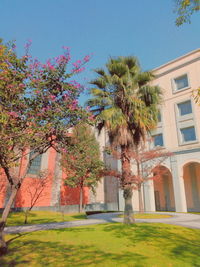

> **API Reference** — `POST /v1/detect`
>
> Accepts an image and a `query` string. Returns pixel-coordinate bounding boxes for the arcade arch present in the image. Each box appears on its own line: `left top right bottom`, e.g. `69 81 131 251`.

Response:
153 166 175 211
183 162 200 212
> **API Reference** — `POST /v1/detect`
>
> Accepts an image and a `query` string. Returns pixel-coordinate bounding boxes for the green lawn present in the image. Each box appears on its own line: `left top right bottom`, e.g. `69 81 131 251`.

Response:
134 213 172 219
119 213 172 219
6 211 86 226
1 223 200 267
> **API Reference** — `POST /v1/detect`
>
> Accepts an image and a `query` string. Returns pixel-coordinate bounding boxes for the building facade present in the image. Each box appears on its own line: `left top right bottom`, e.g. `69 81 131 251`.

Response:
142 48 200 213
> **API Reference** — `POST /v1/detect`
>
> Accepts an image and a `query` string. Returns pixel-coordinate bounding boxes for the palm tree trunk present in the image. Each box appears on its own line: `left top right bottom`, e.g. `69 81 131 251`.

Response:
0 186 18 255
121 145 135 224
123 187 135 224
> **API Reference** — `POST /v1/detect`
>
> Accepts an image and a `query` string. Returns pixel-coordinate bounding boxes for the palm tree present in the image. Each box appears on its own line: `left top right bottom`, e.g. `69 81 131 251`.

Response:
86 56 162 224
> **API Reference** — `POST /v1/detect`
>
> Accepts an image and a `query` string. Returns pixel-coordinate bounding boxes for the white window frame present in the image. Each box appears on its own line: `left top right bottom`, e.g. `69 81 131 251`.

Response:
172 73 190 93
153 133 164 147
179 126 197 144
176 98 193 122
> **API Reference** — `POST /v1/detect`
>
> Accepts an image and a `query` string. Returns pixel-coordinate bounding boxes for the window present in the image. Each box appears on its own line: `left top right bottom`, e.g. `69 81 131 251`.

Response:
177 100 192 116
153 134 164 147
174 74 189 91
28 152 42 175
180 126 196 143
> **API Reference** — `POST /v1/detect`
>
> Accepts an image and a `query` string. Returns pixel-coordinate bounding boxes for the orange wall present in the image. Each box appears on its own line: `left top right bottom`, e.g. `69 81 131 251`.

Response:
0 173 8 208
60 169 89 206
0 148 89 209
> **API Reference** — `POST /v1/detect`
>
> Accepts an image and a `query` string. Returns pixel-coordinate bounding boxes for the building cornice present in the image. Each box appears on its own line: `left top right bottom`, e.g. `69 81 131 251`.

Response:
153 48 200 78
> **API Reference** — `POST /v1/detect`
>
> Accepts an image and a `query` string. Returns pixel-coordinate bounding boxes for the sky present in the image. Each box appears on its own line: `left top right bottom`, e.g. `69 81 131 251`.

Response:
0 0 200 104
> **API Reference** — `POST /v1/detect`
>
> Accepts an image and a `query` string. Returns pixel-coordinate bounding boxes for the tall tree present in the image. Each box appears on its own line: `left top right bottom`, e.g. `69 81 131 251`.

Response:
61 123 105 213
0 40 90 254
87 56 162 224
174 0 200 26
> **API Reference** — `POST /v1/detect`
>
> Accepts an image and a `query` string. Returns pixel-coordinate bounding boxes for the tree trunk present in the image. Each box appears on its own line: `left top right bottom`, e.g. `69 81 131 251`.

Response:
0 186 18 255
24 209 29 224
123 187 135 224
79 187 83 213
121 145 135 224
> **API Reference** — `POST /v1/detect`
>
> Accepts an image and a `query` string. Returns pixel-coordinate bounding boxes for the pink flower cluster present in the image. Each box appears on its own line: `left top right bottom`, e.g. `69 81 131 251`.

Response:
49 94 56 101
83 55 90 62
41 106 50 112
24 39 32 52
46 60 55 71
8 111 18 118
69 80 82 89
68 99 78 111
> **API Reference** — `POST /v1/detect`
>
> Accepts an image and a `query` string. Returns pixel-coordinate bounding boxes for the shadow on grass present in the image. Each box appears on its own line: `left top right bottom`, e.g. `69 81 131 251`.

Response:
69 214 86 220
0 234 146 266
2 224 200 266
103 223 200 266
6 211 87 227
6 232 30 245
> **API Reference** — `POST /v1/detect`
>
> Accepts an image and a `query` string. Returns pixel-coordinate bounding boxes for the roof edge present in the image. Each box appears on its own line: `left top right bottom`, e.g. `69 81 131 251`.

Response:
153 48 200 73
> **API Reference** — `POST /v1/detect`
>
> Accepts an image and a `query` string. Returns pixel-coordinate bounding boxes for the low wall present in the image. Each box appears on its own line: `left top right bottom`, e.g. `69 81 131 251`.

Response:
0 202 119 213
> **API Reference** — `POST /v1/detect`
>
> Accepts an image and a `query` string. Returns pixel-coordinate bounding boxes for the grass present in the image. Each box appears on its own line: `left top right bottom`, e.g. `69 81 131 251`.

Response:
1 223 200 267
119 213 172 219
6 211 86 226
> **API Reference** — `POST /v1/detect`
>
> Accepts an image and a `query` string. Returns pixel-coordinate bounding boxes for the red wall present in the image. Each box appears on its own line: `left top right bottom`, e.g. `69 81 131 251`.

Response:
1 148 89 209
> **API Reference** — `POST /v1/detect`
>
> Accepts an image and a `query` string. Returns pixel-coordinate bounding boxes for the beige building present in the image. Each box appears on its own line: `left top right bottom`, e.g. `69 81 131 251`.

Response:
94 48 200 213
148 48 200 213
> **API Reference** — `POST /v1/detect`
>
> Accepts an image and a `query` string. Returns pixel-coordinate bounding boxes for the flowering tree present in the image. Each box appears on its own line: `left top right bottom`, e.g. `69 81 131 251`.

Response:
61 123 105 213
0 40 90 254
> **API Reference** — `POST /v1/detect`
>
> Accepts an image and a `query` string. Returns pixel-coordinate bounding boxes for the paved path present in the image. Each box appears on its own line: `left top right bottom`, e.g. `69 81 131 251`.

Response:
4 212 200 234
89 212 200 229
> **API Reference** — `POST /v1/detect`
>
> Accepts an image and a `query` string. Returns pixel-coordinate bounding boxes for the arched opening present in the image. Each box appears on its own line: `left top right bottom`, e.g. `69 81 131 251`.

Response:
153 166 175 211
183 162 200 212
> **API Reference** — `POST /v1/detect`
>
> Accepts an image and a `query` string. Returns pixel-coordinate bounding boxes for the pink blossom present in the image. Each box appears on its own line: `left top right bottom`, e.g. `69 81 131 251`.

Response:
49 95 56 101
83 55 90 62
63 94 69 100
69 80 81 89
24 39 32 49
62 46 70 50
19 83 25 88
8 111 18 118
56 55 67 64
88 115 95 121
72 99 78 105
73 67 85 73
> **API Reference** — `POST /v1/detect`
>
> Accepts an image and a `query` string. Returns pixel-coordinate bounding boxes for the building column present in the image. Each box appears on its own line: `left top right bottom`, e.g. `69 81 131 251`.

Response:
51 152 62 206
118 188 124 211
170 156 187 212
143 179 156 212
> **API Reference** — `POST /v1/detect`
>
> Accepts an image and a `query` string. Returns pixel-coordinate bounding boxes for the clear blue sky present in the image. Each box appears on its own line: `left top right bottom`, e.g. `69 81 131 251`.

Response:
0 0 200 103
